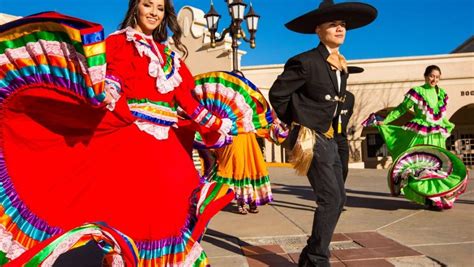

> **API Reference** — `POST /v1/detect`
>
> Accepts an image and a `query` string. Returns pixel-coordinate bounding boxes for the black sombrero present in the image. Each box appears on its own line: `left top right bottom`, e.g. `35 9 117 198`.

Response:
285 0 377 34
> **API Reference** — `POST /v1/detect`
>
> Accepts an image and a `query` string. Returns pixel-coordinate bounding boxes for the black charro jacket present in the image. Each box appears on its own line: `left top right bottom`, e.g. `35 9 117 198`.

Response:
269 42 348 133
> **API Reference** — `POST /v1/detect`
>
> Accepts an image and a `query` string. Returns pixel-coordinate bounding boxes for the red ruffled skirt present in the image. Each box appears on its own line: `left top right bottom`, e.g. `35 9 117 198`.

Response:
0 12 233 266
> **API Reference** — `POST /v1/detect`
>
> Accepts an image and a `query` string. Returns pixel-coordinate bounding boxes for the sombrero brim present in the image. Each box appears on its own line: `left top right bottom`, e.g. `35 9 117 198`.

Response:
285 2 377 34
348 66 364 74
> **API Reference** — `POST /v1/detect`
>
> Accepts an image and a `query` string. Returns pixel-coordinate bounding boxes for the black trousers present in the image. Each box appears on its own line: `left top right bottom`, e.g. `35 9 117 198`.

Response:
299 135 346 267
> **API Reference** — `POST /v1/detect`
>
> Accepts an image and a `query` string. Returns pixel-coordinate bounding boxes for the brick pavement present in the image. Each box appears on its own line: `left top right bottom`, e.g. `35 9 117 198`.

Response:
202 167 474 266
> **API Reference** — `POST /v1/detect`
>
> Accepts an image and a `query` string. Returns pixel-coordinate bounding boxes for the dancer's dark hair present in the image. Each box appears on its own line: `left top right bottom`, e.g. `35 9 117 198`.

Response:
424 65 441 77
119 0 188 58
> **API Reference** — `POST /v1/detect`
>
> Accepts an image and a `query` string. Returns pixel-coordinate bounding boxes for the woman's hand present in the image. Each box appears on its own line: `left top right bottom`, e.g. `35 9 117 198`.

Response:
104 79 122 111
103 89 114 104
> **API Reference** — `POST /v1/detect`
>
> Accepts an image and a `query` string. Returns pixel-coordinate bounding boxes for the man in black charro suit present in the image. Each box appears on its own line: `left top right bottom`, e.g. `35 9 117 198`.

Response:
269 1 377 266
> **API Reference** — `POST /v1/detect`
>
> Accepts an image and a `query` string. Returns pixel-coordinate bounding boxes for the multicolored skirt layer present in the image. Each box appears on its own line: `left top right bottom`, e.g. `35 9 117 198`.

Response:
388 145 468 209
0 11 234 266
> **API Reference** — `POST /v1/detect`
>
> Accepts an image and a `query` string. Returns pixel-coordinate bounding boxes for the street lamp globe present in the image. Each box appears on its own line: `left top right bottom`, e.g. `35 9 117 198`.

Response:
204 3 221 31
244 3 259 32
229 0 247 21
205 0 260 72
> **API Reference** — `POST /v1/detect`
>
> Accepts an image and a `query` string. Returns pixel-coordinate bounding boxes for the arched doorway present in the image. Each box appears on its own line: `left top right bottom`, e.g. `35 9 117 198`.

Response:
448 104 474 168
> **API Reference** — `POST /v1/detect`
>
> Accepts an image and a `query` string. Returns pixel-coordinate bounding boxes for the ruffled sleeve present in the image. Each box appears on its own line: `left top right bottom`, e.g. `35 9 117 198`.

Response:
383 89 415 125
442 117 455 133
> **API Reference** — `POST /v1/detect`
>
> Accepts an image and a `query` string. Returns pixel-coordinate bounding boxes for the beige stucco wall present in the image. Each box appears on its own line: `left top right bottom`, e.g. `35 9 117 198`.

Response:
242 53 474 167
243 53 474 121
0 13 20 24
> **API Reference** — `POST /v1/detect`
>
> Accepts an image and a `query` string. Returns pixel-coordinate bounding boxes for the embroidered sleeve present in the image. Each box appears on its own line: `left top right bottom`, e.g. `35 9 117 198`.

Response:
383 89 415 125
187 105 223 130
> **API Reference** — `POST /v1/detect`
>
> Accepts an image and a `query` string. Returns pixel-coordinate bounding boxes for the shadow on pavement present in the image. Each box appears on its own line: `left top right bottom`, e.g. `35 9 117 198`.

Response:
345 195 422 210
271 183 425 211
269 199 316 212
203 228 295 266
345 188 392 197
452 198 474 205
202 228 242 255
272 183 314 201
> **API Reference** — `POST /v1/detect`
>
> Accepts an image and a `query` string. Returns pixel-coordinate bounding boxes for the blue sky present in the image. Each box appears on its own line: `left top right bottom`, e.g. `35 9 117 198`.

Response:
1 0 473 66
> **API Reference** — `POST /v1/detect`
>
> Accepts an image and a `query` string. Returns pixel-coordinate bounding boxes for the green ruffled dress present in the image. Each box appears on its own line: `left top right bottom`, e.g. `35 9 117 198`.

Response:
377 84 467 208
380 84 454 158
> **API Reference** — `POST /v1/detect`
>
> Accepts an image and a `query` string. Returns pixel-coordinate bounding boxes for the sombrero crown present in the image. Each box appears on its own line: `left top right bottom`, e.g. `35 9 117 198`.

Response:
285 0 377 34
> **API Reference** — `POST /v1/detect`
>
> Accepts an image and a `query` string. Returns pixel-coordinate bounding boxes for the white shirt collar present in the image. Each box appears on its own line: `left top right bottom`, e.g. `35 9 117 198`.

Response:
324 45 339 55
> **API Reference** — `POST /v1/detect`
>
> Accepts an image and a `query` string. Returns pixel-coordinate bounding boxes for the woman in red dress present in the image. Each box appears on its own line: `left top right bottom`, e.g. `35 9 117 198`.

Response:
0 0 233 266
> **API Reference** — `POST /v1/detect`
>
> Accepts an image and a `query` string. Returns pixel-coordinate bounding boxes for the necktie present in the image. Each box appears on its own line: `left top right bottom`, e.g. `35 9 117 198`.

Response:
327 52 348 73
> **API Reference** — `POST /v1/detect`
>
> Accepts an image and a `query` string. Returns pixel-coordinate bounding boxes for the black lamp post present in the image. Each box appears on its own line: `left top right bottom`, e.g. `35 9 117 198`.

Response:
205 0 260 73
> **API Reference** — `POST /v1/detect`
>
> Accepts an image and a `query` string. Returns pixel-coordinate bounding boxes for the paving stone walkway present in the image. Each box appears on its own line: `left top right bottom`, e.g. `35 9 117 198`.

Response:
202 167 474 266
208 231 439 266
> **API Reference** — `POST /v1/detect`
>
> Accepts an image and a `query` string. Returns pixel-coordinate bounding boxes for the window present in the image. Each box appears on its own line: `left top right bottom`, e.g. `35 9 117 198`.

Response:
450 133 474 168
459 134 474 167
366 133 389 158
446 135 456 151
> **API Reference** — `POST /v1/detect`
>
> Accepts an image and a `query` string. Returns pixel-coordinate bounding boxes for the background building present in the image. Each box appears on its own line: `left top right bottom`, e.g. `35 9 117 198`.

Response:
173 6 474 170
2 8 473 169
242 51 474 169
